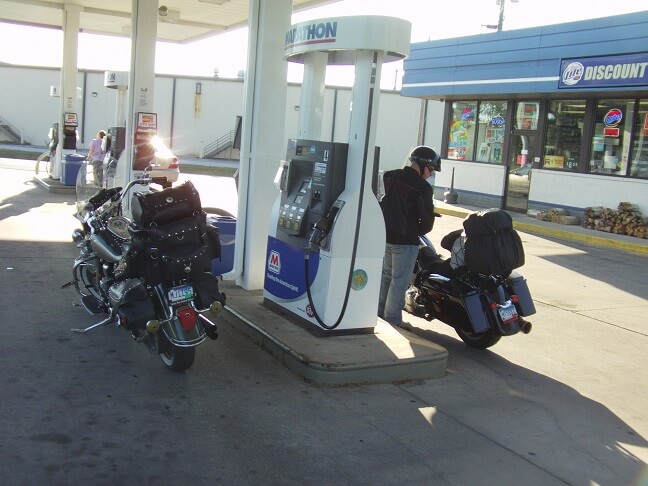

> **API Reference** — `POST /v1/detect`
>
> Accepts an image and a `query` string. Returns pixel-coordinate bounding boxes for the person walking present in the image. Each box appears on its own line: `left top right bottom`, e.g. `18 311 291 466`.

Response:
86 129 106 186
378 145 441 329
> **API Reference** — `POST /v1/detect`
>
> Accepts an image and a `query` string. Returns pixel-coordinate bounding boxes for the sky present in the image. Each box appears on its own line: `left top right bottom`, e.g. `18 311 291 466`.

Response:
0 0 646 89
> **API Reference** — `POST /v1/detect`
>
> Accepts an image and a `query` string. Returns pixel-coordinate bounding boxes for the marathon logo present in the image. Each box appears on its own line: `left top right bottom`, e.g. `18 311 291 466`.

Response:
285 21 337 49
268 250 281 274
559 53 648 89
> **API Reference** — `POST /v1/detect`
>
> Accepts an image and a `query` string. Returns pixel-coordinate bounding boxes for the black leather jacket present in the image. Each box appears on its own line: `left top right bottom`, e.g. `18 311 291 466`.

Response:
380 166 435 245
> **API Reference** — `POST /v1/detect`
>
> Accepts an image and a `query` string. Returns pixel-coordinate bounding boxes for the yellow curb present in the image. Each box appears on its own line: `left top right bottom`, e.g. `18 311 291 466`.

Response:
436 207 648 256
513 221 648 255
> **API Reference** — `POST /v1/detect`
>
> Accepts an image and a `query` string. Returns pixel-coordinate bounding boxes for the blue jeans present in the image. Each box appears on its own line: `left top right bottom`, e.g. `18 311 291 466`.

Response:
378 243 419 326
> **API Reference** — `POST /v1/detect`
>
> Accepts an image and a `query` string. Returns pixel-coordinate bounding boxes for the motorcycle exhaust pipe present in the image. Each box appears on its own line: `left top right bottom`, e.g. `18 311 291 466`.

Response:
198 313 219 340
521 319 532 334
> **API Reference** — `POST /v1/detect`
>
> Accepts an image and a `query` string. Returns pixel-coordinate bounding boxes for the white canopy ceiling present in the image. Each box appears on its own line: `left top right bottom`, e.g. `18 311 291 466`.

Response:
0 0 340 43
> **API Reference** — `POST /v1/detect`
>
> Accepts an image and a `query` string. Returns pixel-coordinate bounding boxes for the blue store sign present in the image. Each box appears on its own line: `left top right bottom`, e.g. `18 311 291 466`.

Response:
559 52 648 89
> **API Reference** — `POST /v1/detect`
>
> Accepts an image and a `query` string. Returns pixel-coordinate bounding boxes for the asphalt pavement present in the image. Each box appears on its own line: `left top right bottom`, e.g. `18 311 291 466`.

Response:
0 157 647 485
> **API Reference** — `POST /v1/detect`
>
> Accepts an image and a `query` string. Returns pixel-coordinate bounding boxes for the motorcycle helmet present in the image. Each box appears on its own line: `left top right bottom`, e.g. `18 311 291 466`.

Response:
409 145 441 172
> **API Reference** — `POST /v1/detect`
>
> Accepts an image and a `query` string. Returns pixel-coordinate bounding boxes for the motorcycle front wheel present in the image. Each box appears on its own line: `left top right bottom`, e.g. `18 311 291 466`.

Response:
158 335 196 372
455 327 501 349
78 261 102 301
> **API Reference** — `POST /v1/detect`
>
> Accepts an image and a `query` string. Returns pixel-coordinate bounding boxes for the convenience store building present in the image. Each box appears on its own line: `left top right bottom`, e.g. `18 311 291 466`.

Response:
402 11 648 216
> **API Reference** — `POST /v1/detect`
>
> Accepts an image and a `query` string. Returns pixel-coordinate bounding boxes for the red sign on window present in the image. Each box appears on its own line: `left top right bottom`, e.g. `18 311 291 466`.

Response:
603 127 619 137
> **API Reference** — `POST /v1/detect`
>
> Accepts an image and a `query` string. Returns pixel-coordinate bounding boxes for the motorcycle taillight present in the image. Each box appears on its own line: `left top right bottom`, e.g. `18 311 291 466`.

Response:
177 306 196 331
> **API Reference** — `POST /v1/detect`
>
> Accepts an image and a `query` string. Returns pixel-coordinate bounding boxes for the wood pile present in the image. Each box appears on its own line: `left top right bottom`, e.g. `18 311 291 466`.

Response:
536 208 580 225
583 202 648 238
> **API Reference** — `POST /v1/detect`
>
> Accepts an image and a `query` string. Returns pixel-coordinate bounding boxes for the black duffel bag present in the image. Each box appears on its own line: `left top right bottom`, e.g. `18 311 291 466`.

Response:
462 209 525 277
131 180 202 227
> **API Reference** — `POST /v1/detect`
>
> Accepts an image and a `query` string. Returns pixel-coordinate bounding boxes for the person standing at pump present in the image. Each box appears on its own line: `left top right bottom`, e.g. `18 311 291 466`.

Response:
86 129 106 186
378 145 441 329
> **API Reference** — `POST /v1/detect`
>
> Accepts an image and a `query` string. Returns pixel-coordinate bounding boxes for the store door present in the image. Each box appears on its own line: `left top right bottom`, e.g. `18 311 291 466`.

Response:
505 132 536 212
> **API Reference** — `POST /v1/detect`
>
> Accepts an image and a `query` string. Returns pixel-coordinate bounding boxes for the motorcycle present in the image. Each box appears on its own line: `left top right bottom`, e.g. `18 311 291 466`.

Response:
63 170 226 371
404 209 536 349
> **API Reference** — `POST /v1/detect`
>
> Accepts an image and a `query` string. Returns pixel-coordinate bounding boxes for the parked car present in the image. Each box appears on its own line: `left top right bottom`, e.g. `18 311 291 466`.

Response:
105 135 179 189
146 135 180 187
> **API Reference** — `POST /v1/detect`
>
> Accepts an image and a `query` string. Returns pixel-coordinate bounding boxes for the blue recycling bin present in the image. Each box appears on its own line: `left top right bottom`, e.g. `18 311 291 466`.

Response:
207 214 236 276
61 153 85 186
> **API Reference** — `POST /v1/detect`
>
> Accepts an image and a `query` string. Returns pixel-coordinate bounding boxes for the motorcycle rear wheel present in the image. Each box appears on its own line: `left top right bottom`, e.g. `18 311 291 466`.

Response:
159 336 196 372
455 327 501 349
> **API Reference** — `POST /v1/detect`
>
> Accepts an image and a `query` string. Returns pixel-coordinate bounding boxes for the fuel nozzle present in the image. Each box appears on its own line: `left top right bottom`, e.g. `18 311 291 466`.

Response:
308 217 332 250
307 201 343 251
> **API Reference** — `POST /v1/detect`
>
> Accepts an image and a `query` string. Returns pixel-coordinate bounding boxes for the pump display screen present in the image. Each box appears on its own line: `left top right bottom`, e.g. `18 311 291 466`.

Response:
295 144 315 156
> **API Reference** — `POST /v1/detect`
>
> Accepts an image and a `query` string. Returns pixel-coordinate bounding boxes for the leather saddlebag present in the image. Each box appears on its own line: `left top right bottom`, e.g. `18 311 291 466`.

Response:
127 213 216 285
108 278 155 330
191 272 227 310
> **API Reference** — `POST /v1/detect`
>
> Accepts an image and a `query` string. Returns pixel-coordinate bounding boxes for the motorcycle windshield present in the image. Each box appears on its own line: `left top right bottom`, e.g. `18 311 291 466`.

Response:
75 162 103 218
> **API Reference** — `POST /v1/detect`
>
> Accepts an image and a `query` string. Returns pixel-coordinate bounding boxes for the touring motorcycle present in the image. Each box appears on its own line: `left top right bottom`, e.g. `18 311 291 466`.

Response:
404 209 536 349
63 170 226 371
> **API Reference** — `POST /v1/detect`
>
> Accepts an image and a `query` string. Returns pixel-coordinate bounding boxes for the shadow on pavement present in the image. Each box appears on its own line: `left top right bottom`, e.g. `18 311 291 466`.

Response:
403 324 648 485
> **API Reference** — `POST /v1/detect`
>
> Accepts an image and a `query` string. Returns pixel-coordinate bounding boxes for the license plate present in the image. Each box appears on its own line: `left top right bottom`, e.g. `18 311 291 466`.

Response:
168 284 194 304
498 303 518 323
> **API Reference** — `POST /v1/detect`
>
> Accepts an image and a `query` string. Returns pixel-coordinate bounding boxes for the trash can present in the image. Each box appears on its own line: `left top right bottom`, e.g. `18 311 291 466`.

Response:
207 214 236 276
61 154 85 186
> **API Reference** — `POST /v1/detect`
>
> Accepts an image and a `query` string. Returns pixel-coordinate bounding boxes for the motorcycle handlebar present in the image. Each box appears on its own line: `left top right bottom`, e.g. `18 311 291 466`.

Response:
88 187 121 209
88 178 153 212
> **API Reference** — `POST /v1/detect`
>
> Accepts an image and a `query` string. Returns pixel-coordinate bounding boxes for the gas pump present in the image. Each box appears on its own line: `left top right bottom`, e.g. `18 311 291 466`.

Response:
48 123 59 155
274 140 347 249
62 112 78 150
103 126 126 188
263 16 411 335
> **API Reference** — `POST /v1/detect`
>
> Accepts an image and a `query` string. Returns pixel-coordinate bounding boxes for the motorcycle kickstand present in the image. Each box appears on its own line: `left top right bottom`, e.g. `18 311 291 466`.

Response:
71 315 115 333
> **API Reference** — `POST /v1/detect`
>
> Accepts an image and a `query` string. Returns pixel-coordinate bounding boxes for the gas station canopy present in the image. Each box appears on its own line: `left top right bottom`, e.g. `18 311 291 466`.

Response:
0 0 339 43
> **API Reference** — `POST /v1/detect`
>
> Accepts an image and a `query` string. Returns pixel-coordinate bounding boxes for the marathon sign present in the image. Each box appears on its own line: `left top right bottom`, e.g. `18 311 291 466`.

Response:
283 16 411 65
285 21 337 49
559 52 648 89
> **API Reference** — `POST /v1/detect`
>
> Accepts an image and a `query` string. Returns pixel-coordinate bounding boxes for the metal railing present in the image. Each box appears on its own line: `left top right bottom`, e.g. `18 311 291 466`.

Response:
204 130 235 159
0 114 29 144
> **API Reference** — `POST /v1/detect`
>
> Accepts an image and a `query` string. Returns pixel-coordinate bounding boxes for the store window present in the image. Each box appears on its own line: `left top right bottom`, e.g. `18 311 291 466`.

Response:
475 101 507 164
629 99 648 179
447 101 477 161
589 99 634 175
514 102 539 130
543 100 584 170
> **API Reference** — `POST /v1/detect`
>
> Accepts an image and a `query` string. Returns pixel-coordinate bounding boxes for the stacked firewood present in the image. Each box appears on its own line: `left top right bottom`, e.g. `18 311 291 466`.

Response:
583 203 648 238
536 208 580 225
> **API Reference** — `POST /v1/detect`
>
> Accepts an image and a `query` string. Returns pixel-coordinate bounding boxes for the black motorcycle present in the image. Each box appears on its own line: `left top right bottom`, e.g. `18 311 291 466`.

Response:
63 174 226 371
404 209 535 349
